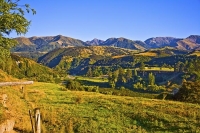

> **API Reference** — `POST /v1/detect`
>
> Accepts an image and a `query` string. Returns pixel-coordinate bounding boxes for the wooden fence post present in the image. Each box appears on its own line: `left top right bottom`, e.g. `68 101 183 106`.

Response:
29 110 35 133
35 108 41 133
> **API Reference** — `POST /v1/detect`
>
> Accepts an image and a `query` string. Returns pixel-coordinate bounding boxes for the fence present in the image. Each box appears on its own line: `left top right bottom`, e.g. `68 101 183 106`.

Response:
0 81 34 87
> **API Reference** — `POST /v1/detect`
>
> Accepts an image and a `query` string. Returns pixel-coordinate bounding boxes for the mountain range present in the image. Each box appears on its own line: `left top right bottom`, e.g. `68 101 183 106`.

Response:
12 35 200 52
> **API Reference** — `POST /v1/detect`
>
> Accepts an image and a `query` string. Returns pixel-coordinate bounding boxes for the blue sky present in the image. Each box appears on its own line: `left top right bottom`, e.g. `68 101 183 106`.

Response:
12 0 200 41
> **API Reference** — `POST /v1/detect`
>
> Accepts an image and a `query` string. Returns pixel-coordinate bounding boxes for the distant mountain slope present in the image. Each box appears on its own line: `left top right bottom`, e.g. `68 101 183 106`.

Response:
12 35 200 55
176 39 198 50
186 35 200 44
86 38 104 45
144 37 181 48
100 37 147 50
145 36 200 50
13 35 88 52
177 35 200 50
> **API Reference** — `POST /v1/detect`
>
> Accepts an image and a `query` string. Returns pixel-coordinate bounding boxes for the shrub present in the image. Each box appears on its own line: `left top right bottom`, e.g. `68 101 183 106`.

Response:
66 80 81 90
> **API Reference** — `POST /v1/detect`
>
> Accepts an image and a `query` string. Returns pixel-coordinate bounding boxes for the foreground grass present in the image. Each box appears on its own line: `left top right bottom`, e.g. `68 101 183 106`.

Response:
1 82 200 132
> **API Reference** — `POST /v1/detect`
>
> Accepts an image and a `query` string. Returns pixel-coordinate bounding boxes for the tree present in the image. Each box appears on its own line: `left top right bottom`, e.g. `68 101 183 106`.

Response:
108 72 116 88
117 67 126 84
148 72 155 85
125 69 132 82
133 69 137 82
86 67 93 77
133 69 137 76
112 69 119 83
139 62 145 71
139 62 145 76
0 0 36 55
174 81 200 104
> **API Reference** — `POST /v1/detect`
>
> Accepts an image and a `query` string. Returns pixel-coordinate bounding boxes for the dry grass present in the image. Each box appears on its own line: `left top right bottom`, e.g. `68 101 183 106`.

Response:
112 55 128 59
189 51 200 56
134 51 158 57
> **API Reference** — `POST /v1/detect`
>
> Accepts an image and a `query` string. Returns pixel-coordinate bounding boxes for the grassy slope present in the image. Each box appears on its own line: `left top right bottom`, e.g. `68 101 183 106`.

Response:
1 82 200 132
0 69 18 82
189 51 200 56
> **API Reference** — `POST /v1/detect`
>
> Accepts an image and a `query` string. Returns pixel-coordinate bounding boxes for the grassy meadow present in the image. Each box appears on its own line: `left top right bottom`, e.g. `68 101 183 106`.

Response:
1 82 200 132
135 67 174 72
76 76 108 83
76 76 109 88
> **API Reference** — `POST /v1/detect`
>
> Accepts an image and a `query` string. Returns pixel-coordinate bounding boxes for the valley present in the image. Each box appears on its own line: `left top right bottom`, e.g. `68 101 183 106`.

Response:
1 37 200 132
1 0 200 132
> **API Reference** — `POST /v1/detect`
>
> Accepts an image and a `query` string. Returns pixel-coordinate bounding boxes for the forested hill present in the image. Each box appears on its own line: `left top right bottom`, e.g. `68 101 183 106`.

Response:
0 54 59 82
38 46 136 68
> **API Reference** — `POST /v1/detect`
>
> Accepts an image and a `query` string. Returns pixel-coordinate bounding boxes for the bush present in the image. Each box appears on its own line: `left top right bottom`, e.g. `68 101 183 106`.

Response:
83 86 99 92
147 85 166 93
174 81 200 104
66 80 81 90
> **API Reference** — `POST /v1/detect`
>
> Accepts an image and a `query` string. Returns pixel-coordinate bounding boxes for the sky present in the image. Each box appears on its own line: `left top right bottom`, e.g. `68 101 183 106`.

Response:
10 0 200 41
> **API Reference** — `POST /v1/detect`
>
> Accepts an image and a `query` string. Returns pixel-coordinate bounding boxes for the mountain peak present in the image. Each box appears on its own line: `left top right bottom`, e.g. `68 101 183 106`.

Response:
186 35 200 44
86 38 104 45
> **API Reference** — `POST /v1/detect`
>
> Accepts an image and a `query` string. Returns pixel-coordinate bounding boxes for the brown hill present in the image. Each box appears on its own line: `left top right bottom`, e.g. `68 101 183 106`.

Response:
145 36 200 50
13 35 87 52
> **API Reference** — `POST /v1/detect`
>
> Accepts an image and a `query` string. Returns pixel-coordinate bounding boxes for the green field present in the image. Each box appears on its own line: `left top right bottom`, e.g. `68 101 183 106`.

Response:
135 67 174 72
76 76 108 83
76 76 109 88
1 82 200 132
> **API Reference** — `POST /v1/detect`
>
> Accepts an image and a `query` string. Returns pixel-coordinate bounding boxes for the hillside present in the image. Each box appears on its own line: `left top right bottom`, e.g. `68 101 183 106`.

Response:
144 37 181 48
38 46 136 68
0 54 59 82
0 69 18 82
100 37 147 50
145 36 200 50
12 35 87 53
134 47 189 57
37 46 194 76
1 82 199 132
